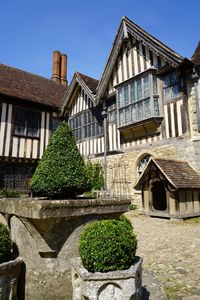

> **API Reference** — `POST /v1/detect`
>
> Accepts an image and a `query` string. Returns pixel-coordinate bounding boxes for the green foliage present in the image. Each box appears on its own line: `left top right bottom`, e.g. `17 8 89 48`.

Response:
0 190 21 198
85 161 104 192
0 223 12 263
31 121 89 198
130 200 138 210
79 216 137 273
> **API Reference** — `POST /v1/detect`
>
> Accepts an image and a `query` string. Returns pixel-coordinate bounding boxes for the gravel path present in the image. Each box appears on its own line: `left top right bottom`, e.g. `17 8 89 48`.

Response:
125 211 200 300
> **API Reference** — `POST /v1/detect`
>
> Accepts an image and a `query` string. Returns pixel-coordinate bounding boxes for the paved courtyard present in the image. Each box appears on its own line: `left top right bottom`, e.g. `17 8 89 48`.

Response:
125 211 200 300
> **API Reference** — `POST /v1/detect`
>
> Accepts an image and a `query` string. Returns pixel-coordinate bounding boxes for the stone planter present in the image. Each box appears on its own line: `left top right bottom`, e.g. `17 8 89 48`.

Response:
71 257 143 300
0 197 131 299
0 257 23 300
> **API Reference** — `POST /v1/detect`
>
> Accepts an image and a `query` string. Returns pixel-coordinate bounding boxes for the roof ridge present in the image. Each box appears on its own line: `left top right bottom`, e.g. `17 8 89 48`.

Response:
123 16 184 60
76 71 99 82
0 62 64 86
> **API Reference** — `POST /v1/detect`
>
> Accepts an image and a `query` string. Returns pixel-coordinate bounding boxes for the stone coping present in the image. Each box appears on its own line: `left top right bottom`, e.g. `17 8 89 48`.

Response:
71 256 142 281
0 257 23 272
0 197 131 219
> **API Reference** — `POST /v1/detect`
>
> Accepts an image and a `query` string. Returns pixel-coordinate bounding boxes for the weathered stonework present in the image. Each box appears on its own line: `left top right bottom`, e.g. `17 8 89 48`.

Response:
92 137 200 210
0 257 23 300
0 197 130 300
71 257 142 300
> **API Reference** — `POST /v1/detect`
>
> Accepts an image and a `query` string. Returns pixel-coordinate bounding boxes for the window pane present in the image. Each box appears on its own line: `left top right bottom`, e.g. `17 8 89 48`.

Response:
27 111 39 137
138 102 144 121
52 118 60 133
137 79 142 100
84 113 87 125
125 107 131 125
84 126 87 138
14 108 26 135
118 87 124 107
163 74 171 87
119 109 125 127
109 110 116 122
153 75 158 94
144 98 150 118
171 72 178 84
172 84 179 98
97 123 103 135
91 123 95 136
131 105 137 123
88 112 92 123
124 85 129 106
154 98 160 116
143 76 150 98
164 87 171 101
77 128 81 140
130 82 136 103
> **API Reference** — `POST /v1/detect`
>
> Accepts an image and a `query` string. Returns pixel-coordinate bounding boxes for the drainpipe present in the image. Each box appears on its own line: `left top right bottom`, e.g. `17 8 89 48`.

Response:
102 108 108 192
192 68 200 132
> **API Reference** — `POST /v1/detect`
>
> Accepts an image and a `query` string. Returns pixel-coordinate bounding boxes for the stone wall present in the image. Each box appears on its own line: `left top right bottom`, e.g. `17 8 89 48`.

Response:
187 76 200 140
91 137 200 209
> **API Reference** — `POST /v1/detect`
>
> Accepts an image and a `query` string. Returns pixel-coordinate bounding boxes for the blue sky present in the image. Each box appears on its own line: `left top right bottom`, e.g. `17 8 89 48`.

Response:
0 0 200 82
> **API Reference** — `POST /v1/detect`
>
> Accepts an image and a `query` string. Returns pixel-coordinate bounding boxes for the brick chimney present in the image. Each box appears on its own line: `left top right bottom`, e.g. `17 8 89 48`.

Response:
52 50 61 83
51 51 68 86
61 54 68 86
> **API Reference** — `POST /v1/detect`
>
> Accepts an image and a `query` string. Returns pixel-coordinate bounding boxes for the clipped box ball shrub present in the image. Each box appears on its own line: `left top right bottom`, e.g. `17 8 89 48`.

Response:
0 223 12 263
31 121 89 199
79 216 137 273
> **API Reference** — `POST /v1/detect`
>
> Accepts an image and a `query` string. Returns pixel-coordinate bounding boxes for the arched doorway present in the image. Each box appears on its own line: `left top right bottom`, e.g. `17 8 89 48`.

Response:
152 181 167 211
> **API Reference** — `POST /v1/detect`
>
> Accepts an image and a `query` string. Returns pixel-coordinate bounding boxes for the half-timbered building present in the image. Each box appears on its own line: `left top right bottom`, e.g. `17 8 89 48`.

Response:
62 16 200 217
0 51 67 191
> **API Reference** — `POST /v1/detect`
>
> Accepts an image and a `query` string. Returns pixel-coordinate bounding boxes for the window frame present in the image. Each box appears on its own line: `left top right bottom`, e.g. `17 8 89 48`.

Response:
115 69 160 128
163 71 180 102
68 109 103 141
13 107 41 138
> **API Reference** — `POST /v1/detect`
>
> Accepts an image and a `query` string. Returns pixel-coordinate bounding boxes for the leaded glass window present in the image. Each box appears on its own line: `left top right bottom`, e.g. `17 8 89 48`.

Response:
0 164 34 191
68 109 103 141
14 108 40 137
51 118 60 134
137 155 151 177
116 72 160 127
108 99 117 123
163 71 180 101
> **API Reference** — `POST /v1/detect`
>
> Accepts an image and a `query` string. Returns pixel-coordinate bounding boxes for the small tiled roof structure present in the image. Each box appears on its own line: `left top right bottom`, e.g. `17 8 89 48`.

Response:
191 41 200 66
135 157 200 190
76 72 99 93
0 63 67 109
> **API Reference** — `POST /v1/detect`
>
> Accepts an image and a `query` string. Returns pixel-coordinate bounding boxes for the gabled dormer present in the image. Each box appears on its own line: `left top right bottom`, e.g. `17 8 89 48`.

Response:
96 16 190 141
61 72 104 156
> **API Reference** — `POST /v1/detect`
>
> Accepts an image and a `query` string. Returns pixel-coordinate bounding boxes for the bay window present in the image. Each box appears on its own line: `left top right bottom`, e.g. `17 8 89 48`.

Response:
116 70 160 128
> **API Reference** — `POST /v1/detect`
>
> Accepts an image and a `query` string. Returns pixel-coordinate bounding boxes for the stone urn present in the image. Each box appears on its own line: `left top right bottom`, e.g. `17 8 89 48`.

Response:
0 257 23 300
71 256 143 300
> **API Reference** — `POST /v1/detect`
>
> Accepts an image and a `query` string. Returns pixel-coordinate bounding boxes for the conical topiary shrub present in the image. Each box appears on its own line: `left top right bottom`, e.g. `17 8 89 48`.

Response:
31 121 89 199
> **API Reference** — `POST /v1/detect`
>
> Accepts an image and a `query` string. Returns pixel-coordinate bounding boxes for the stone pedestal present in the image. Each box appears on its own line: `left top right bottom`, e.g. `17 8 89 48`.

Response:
71 257 142 300
0 257 23 300
0 197 130 300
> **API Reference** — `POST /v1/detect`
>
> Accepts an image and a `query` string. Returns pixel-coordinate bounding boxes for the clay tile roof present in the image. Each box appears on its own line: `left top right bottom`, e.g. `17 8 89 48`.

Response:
0 63 67 109
135 158 200 190
153 158 200 189
191 41 200 65
77 72 99 93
